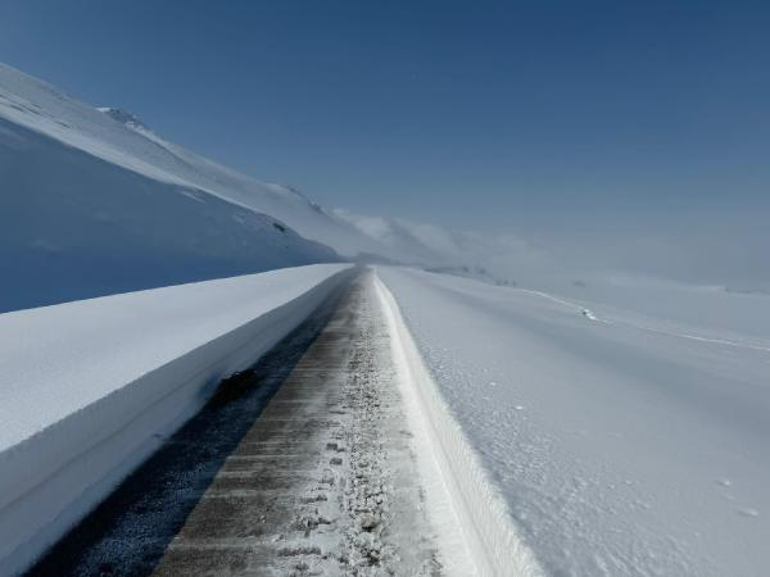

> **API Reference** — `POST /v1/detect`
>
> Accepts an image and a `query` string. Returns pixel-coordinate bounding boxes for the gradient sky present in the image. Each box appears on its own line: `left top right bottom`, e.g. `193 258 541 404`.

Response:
1 0 768 240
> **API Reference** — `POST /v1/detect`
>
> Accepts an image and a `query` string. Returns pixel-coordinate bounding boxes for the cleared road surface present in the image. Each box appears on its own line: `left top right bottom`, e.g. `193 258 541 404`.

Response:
27 270 447 577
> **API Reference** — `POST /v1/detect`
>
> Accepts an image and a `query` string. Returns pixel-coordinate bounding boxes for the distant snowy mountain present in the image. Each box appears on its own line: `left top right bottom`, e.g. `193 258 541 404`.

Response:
335 209 533 283
0 62 390 311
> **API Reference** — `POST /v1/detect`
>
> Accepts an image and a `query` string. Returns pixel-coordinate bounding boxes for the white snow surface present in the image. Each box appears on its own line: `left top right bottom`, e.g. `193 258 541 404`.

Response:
0 62 377 258
378 267 770 577
0 264 351 576
375 275 543 576
0 61 386 311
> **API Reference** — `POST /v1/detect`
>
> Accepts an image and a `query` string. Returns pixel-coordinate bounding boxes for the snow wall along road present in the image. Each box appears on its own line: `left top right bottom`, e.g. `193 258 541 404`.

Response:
0 264 353 577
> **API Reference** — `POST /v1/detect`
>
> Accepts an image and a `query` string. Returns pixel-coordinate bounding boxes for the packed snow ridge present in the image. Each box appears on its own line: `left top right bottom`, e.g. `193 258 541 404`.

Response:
375 275 543 576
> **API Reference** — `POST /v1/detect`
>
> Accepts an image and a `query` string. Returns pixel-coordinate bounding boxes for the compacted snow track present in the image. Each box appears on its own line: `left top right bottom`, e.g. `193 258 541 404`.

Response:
150 270 445 576
27 270 466 577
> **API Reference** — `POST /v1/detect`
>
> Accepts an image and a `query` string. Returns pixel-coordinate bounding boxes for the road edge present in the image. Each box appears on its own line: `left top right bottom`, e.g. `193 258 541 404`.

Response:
373 270 543 577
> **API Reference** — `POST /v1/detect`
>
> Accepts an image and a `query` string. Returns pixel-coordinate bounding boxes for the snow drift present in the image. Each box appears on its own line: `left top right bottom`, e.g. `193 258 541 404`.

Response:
375 273 543 577
0 264 352 576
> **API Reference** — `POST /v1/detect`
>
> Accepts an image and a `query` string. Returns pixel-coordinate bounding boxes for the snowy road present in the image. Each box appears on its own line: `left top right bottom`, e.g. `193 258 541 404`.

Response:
26 270 467 577
21 265 764 577
151 271 446 576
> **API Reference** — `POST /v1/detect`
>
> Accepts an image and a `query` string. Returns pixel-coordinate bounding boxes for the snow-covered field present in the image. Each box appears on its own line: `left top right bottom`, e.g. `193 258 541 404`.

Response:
378 266 770 576
0 264 351 577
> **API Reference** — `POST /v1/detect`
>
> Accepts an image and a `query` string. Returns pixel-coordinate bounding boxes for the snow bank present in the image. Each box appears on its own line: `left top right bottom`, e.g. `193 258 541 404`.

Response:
377 267 770 577
374 274 543 577
0 264 352 576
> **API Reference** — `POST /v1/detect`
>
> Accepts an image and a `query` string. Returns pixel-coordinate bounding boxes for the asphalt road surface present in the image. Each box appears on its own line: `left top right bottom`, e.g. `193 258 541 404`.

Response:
27 271 442 577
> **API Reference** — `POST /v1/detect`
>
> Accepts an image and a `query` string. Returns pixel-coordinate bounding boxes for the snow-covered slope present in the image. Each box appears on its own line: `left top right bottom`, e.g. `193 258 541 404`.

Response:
0 264 351 576
336 209 538 286
336 210 488 268
0 62 382 255
378 267 770 577
0 62 383 311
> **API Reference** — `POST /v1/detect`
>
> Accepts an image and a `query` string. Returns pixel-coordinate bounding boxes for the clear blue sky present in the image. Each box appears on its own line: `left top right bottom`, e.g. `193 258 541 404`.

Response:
1 0 768 236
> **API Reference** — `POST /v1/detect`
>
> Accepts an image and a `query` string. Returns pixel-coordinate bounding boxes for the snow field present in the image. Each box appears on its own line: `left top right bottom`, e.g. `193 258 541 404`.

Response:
374 272 544 577
377 266 770 576
0 264 352 576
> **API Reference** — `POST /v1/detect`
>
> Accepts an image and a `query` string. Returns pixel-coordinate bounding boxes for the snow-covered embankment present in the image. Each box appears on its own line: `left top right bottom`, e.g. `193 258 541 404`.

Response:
0 264 352 576
374 273 543 577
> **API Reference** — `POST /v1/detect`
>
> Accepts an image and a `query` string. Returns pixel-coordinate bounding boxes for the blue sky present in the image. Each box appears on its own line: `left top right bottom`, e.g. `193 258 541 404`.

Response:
1 0 768 244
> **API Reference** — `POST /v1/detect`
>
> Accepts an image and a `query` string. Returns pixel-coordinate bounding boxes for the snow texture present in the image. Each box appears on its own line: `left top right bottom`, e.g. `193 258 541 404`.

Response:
378 266 770 577
375 273 542 576
0 62 378 259
0 61 380 312
0 264 351 577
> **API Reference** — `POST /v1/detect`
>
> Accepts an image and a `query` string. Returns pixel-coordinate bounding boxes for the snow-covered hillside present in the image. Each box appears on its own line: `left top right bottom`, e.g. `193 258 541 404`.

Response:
0 62 385 311
0 61 556 313
336 209 545 287
379 267 770 577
